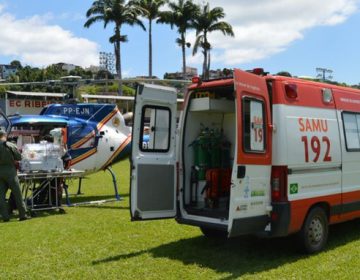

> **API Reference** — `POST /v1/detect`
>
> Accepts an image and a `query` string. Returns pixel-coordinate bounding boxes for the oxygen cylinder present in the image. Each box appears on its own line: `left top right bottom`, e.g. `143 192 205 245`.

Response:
197 128 211 180
210 129 221 168
192 140 200 167
221 136 231 168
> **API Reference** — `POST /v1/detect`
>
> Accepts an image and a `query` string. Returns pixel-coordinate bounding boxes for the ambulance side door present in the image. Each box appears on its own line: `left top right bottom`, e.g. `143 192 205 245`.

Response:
130 83 178 220
228 69 272 237
0 108 11 133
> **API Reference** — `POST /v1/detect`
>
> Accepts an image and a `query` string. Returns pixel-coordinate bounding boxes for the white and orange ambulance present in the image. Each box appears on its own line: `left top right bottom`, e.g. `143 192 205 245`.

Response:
130 68 360 253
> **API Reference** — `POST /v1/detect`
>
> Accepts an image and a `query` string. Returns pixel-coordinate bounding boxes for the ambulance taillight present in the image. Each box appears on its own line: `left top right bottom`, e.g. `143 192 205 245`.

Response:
192 76 202 84
271 166 288 202
285 84 298 99
252 68 264 75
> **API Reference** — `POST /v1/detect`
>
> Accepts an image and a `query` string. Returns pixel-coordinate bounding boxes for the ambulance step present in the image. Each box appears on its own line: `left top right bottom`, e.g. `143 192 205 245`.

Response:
185 207 229 219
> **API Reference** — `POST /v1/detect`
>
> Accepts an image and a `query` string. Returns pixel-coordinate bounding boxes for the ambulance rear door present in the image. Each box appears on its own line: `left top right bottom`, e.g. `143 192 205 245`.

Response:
0 108 11 133
228 69 272 237
130 83 178 220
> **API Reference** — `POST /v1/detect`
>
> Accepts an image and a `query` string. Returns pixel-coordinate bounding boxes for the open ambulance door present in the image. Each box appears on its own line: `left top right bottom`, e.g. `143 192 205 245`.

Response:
0 108 11 133
130 84 178 220
228 69 272 237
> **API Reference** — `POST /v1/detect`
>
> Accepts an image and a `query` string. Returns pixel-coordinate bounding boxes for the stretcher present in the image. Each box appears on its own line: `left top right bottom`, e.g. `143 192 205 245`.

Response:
18 170 84 215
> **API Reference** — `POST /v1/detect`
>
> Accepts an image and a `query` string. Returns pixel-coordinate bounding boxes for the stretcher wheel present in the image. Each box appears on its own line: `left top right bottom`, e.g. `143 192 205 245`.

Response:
200 226 227 239
298 207 328 253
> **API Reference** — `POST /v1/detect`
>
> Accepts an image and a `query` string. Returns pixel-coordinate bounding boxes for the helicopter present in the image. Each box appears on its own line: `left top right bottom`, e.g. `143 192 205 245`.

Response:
0 102 131 203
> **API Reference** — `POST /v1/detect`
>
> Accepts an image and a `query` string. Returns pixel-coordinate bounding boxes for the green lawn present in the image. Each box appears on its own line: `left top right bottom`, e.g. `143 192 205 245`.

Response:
1 160 360 279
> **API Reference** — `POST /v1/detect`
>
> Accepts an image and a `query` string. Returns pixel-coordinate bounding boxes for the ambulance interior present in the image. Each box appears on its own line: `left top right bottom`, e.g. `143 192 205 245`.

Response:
182 85 236 220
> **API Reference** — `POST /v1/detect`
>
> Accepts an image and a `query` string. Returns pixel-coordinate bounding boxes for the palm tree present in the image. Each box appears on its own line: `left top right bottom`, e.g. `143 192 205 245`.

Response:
192 3 234 80
84 0 145 95
131 0 167 78
158 0 199 79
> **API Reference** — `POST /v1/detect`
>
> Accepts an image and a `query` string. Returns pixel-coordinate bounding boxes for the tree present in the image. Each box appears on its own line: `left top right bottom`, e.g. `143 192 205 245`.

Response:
276 71 292 77
132 0 166 78
10 60 23 69
69 67 93 79
158 0 199 79
84 0 145 95
192 3 234 80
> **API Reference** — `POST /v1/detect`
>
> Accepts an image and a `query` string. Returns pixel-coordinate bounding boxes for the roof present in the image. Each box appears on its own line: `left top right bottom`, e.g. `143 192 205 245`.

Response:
82 94 135 101
82 94 184 103
188 78 234 90
268 75 360 94
6 91 66 98
9 115 71 125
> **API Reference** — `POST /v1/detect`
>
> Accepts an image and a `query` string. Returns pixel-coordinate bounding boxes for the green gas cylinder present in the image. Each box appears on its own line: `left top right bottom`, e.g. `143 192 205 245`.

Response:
221 137 231 168
197 128 211 180
192 140 200 166
210 129 222 168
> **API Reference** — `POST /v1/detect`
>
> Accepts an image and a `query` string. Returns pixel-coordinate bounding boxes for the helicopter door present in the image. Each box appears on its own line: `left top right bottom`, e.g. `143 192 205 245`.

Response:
131 84 177 220
0 108 10 133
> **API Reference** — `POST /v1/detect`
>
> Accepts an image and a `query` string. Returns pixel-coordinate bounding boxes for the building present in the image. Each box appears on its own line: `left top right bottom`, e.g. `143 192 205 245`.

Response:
0 64 18 80
55 63 78 72
208 69 223 79
86 65 101 74
0 91 65 116
185 67 198 77
164 67 198 80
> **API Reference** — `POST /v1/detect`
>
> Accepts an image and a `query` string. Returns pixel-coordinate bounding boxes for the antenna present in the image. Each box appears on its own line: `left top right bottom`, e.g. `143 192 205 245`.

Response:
316 67 333 81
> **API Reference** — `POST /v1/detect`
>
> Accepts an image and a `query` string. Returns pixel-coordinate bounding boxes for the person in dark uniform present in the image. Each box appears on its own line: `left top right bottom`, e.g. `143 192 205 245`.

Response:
0 130 28 222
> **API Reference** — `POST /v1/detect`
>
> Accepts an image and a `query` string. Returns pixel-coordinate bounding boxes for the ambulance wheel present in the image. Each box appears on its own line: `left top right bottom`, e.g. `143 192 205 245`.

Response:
298 207 328 254
200 227 227 239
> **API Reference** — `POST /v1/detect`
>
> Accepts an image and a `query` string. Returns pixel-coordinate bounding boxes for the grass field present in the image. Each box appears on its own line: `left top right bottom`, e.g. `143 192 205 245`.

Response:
1 160 360 279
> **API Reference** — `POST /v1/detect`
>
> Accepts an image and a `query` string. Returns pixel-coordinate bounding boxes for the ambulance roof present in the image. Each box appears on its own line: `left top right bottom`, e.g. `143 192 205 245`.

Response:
188 74 360 96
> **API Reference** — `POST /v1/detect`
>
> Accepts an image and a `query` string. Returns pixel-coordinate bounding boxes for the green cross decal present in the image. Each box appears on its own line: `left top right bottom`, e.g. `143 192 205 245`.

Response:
290 183 298 195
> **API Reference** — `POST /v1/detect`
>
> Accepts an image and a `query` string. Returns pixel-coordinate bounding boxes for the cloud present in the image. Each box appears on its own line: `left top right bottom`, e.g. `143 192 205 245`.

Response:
122 69 132 78
188 0 359 66
0 8 99 68
58 12 85 22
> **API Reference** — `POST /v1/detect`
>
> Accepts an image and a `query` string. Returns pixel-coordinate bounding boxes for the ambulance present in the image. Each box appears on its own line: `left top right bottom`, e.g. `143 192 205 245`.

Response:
130 68 360 253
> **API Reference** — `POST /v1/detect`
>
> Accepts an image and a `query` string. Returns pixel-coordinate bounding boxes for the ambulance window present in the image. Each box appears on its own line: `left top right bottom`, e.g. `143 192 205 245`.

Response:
243 98 265 152
140 106 171 153
343 112 360 151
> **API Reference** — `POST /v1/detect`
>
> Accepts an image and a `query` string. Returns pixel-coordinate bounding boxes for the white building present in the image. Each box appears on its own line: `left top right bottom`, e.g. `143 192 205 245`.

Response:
0 64 18 80
56 63 78 72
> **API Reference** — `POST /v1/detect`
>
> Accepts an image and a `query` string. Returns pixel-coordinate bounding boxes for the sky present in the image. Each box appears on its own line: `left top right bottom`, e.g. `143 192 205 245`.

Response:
0 0 360 84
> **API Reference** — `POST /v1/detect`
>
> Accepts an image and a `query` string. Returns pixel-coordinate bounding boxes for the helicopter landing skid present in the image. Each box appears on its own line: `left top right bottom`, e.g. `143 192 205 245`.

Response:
107 166 121 201
64 166 121 206
76 178 84 195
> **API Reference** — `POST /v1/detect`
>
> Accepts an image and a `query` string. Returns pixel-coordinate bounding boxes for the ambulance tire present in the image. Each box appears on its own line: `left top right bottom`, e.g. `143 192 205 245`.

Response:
298 207 328 254
200 227 227 239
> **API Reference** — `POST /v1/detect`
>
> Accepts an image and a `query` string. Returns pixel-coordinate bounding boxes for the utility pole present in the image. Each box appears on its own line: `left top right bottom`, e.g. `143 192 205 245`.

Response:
316 67 333 81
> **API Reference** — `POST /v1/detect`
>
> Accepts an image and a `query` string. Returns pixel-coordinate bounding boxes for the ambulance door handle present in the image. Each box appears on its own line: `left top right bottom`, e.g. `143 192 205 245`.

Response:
237 166 246 179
